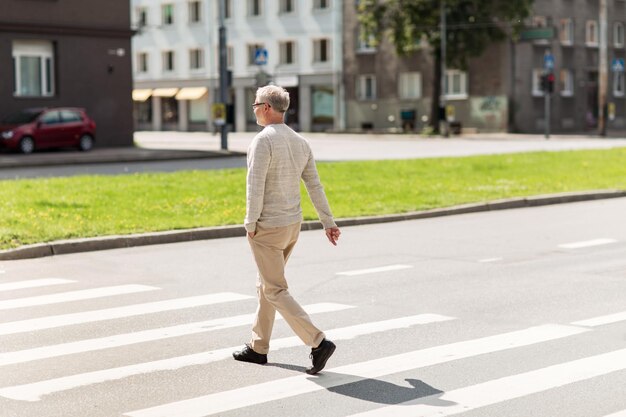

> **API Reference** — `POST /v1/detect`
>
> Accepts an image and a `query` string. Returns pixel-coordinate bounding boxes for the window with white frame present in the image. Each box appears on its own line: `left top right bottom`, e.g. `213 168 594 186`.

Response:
560 18 574 45
136 7 148 27
444 70 468 99
614 70 625 96
586 20 599 46
560 69 574 96
163 50 175 72
189 48 203 70
162 4 174 25
189 1 201 23
248 43 264 65
314 0 329 10
249 0 262 16
279 41 296 65
137 52 149 73
313 38 330 63
280 0 294 13
357 24 376 52
357 75 376 100
532 69 544 96
12 40 55 97
398 72 422 99
614 22 625 48
227 46 234 69
532 16 549 44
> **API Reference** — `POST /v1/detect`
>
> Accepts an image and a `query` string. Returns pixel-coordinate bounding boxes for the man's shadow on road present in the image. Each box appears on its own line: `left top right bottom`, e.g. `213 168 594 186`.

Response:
268 363 455 408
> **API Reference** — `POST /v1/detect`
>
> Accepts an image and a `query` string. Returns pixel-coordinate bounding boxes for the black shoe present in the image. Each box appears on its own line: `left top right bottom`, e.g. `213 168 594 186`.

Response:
233 344 267 365
306 339 336 375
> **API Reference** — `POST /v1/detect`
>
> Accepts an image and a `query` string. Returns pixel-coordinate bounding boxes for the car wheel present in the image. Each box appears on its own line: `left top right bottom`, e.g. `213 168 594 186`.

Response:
79 134 94 151
19 137 35 154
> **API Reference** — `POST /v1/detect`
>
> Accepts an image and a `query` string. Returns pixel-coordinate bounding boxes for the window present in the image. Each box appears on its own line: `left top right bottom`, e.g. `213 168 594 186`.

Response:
444 70 468 99
560 69 574 96
398 72 422 99
12 40 55 97
314 0 329 10
189 48 203 70
586 20 599 46
532 69 545 96
357 75 376 100
280 0 294 13
136 7 148 27
615 22 625 48
614 70 625 97
532 16 549 45
357 24 376 52
162 4 174 25
279 41 296 65
40 110 62 125
248 43 264 65
60 110 82 123
137 52 149 73
224 0 231 18
189 1 201 23
227 46 234 69
163 50 175 72
313 39 330 63
560 19 574 45
249 0 262 16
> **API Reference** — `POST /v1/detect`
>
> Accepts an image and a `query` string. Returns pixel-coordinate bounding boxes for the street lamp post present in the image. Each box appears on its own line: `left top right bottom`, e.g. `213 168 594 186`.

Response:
218 0 228 150
440 0 448 137
599 0 608 136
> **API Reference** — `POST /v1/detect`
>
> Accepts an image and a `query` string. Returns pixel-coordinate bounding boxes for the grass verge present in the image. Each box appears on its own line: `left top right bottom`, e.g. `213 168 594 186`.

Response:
1 147 625 249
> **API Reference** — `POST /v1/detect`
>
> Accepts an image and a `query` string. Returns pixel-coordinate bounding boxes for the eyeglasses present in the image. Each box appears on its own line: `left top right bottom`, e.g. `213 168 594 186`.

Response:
251 102 267 108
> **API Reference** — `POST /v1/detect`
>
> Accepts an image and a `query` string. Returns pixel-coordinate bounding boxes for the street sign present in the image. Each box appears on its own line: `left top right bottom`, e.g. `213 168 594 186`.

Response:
254 48 268 66
612 58 624 72
520 27 555 41
544 53 555 71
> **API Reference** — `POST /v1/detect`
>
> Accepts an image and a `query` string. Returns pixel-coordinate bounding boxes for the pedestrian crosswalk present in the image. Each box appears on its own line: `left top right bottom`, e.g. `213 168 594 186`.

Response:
1 275 625 417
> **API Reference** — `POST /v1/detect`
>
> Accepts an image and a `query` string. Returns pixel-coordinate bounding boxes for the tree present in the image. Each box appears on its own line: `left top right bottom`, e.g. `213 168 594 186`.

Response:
358 0 533 133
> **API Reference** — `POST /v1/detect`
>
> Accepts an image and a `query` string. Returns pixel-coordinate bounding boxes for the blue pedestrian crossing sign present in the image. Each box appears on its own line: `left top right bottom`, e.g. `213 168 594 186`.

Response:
612 58 625 72
543 53 555 71
254 48 268 66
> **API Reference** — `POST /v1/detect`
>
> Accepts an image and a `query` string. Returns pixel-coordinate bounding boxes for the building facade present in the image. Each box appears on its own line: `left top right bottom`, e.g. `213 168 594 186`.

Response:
132 0 344 133
343 0 626 134
0 0 134 147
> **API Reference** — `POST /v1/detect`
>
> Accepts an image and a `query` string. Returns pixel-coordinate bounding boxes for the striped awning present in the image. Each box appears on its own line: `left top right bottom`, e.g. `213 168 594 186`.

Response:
132 89 152 102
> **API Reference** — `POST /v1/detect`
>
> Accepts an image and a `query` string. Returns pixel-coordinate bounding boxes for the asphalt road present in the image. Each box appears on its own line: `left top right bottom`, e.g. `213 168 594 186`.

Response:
1 198 625 417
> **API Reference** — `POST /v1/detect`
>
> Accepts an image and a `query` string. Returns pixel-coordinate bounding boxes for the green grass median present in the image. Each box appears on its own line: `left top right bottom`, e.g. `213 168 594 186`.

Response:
1 147 625 250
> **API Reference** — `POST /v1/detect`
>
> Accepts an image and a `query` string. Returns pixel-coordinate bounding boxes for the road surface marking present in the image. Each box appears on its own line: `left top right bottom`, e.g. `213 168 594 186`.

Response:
603 411 626 417
0 285 159 310
122 324 587 417
0 292 253 336
478 258 503 263
0 313 451 401
558 238 617 249
571 310 626 327
0 278 75 292
346 348 626 417
0 303 354 366
336 265 413 276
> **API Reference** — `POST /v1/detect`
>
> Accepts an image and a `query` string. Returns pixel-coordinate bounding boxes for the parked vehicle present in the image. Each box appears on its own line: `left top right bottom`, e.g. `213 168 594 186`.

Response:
0 108 96 154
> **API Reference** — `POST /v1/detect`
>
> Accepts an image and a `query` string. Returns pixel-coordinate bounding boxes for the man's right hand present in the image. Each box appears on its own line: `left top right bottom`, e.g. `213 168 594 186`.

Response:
325 227 341 246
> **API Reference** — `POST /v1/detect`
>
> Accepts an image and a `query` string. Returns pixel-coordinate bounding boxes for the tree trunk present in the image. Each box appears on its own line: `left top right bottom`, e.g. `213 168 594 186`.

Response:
430 51 442 134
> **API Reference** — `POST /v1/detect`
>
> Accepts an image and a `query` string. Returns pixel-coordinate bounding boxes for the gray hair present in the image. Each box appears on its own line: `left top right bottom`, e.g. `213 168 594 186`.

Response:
256 85 290 113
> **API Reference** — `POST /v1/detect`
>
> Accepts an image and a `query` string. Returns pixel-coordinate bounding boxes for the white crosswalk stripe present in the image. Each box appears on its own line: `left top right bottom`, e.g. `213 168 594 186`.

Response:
0 278 76 292
0 313 452 401
122 324 588 417
604 411 626 417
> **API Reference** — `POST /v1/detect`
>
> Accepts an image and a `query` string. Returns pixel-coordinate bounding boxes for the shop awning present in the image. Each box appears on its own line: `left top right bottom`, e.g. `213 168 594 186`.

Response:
175 87 208 100
152 88 179 97
132 89 152 102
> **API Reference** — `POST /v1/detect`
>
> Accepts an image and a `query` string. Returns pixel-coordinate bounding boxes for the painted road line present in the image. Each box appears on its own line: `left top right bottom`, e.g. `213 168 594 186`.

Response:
0 303 354 367
603 411 626 417
336 265 413 276
0 313 451 401
122 324 588 417
558 238 617 249
478 258 503 263
347 348 626 417
0 279 76 292
0 292 253 336
0 285 159 310
571 310 626 327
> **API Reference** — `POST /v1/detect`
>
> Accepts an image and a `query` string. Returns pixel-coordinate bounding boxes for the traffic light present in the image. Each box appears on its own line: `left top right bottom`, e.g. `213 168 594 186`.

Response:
542 73 555 94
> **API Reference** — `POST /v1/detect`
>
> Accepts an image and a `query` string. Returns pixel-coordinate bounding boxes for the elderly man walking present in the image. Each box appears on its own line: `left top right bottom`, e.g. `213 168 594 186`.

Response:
233 85 341 375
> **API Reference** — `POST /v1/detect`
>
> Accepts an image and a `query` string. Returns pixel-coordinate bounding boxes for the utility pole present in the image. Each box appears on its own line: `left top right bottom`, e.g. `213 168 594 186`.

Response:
599 0 608 136
218 0 228 149
440 0 448 137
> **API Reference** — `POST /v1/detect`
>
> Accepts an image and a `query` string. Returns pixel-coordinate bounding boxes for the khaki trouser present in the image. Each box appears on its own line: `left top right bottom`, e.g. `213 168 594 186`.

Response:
247 222 325 354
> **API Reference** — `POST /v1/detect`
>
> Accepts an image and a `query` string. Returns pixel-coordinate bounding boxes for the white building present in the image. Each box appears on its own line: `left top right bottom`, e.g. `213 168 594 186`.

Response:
131 0 344 132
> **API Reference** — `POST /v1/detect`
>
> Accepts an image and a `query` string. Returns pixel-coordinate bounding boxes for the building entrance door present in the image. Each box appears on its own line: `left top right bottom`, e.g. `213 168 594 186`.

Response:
586 71 599 129
285 87 299 131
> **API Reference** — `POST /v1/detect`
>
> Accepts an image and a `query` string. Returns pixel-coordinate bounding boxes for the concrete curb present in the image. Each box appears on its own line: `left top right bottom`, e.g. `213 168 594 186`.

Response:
1 190 624 261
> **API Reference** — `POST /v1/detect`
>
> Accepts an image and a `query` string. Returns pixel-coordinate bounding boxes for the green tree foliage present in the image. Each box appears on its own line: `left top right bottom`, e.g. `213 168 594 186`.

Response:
358 0 534 131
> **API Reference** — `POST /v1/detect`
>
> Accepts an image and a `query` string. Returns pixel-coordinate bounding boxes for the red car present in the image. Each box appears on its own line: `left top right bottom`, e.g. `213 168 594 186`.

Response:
0 107 96 154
